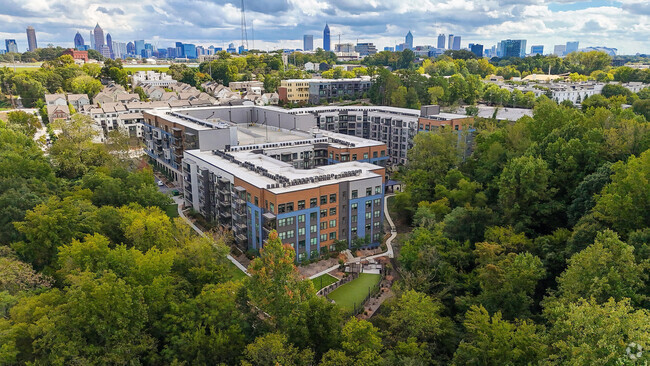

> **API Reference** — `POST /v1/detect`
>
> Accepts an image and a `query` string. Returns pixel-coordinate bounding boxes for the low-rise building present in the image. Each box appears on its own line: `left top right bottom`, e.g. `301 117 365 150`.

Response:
46 104 70 121
307 78 372 104
131 71 177 87
67 94 90 111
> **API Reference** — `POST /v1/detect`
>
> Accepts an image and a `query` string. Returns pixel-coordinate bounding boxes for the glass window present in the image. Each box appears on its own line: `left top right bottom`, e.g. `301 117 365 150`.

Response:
374 210 380 218
310 237 317 245
352 154 357 160
320 209 327 217
310 212 317 221
374 199 380 205
320 195 327 205
278 204 286 214
254 197 259 206
286 202 294 212
310 225 317 233
329 219 336 228
365 212 372 219
287 230 295 238
373 151 378 158
330 194 336 203
310 198 317 207
366 187 372 196
286 217 294 225
351 190 358 199
270 203 275 213
330 207 336 216
298 200 305 210
363 153 368 159
375 186 381 194
320 234 327 242
299 227 305 236
351 203 358 210
298 214 305 223
352 215 357 223
366 201 372 209
320 222 328 230
329 232 336 240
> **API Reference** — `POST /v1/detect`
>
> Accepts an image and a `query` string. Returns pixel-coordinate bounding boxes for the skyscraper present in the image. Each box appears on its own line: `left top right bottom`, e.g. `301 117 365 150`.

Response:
90 31 95 49
135 40 145 57
448 34 454 50
405 31 413 50
303 35 313 51
126 41 135 56
74 32 85 49
565 41 579 54
530 45 544 55
437 34 446 49
106 33 113 58
5 39 18 54
452 36 461 50
175 41 184 58
470 43 484 57
497 39 527 58
26 26 37 52
553 44 566 56
93 24 104 51
323 24 331 51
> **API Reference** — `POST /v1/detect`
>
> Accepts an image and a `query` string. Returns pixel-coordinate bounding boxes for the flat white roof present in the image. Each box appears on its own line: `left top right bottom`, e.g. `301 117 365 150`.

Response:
186 149 383 193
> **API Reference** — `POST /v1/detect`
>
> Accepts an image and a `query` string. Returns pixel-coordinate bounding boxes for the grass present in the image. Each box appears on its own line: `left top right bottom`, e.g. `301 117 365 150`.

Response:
164 203 179 218
123 66 170 73
228 261 247 281
328 273 381 312
311 273 339 290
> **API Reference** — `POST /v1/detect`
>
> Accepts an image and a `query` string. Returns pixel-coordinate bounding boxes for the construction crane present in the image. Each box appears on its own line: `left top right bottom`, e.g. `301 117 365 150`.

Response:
240 0 249 50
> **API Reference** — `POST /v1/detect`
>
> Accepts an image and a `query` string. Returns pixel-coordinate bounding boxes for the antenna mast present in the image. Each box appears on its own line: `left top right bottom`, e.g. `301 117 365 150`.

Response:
240 0 249 50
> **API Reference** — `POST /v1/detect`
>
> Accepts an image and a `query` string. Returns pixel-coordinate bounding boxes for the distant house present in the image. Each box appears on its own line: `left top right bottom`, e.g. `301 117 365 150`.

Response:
45 94 66 106
115 93 140 103
319 62 331 71
47 104 70 121
304 62 317 71
93 92 114 105
66 94 90 111
145 87 165 101
159 92 178 102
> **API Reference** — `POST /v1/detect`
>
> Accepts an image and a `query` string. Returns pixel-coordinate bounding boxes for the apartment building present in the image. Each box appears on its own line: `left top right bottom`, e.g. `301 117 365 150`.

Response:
307 78 372 104
182 131 386 257
278 79 313 104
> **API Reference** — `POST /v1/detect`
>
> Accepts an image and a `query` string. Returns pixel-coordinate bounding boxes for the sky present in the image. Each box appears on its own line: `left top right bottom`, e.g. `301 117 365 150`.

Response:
0 0 648 55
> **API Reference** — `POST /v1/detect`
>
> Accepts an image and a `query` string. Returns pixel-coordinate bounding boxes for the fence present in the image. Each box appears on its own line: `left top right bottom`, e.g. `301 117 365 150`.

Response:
317 272 359 297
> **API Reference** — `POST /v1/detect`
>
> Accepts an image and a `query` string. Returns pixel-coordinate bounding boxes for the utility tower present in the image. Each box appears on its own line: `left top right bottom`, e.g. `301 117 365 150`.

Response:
240 0 248 50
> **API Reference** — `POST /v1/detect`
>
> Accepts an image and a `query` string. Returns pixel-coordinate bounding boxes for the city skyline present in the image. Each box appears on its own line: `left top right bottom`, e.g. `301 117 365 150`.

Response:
0 0 648 54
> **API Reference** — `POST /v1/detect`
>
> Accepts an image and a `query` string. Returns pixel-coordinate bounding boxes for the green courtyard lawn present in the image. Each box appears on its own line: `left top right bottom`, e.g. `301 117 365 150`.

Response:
311 273 339 291
228 261 247 281
327 273 381 313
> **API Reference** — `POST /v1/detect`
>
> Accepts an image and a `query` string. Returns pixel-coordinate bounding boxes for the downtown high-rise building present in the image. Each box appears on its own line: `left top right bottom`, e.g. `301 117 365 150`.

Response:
448 34 454 50
469 43 483 57
90 31 95 49
74 32 85 49
452 35 461 50
553 44 566 56
405 31 413 50
530 45 544 55
497 39 527 58
5 39 18 54
135 40 145 57
112 42 127 59
93 23 105 52
323 24 331 51
126 41 135 56
565 41 579 54
106 33 113 58
26 26 37 52
437 34 446 49
303 35 313 51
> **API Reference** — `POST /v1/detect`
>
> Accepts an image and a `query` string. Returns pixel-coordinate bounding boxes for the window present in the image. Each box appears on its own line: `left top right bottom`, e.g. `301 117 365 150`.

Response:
374 198 380 205
374 210 380 218
298 214 305 223
374 233 381 241
310 198 317 208
320 195 327 205
310 225 317 233
286 230 295 239
342 191 346 200
330 207 336 216
330 194 336 203
310 212 317 221
351 203 358 210
320 222 328 230
373 151 378 158
286 217 294 225
351 190 358 199
299 240 305 248
366 187 372 196
352 215 357 223
278 204 286 214
329 219 336 228
365 212 372 219
286 202 294 212
278 218 286 227
352 154 357 160
363 153 368 159
329 232 337 240
299 227 306 236
352 227 357 235
298 200 305 210
270 203 275 213
375 186 381 194
310 237 318 245
320 234 327 242
374 221 380 229
366 223 371 231
278 231 286 240
247 193 251 202
254 197 259 206
366 201 372 209
329 152 333 159
320 209 327 217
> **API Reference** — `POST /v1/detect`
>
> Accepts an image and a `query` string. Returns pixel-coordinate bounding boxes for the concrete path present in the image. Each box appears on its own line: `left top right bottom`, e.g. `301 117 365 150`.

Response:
308 193 397 279
172 196 250 276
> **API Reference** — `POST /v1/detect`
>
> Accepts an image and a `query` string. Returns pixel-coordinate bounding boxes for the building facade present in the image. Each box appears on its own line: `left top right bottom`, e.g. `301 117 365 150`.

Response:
437 34 446 49
530 45 544 55
93 24 104 52
74 32 85 49
405 31 413 50
470 43 484 57
355 43 377 56
26 26 37 52
498 39 527 58
307 78 372 104
303 35 313 51
5 39 18 54
323 24 331 51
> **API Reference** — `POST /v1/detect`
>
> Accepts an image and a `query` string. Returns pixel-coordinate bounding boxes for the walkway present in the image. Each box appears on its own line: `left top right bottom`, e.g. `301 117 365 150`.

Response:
308 193 397 279
172 196 250 276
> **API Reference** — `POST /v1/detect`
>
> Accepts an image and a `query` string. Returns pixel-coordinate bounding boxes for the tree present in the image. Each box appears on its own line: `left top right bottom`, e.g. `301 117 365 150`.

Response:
546 298 650 365
0 247 52 295
593 150 650 236
320 318 383 366
391 85 407 107
5 111 40 137
119 204 175 252
553 230 647 305
452 305 549 365
247 231 314 328
9 73 46 108
632 98 650 120
286 296 344 359
428 86 444 104
242 333 313 366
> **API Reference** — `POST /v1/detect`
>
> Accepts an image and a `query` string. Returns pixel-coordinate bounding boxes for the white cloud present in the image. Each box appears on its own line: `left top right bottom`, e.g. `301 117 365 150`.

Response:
0 0 647 54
